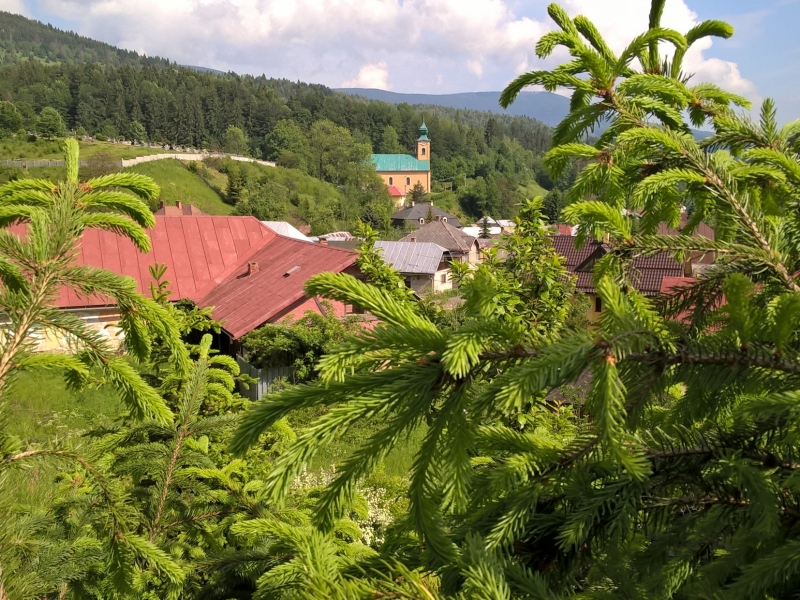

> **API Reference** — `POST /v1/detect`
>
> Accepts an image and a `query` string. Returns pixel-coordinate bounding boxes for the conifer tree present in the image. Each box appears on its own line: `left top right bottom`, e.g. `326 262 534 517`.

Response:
230 2 800 598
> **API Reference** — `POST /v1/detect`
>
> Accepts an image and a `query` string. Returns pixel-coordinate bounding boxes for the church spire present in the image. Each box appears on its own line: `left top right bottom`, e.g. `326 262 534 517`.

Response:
417 120 429 141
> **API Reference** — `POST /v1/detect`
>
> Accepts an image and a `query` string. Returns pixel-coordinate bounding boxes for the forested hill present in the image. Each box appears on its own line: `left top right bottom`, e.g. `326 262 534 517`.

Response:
0 11 170 68
338 88 571 127
0 10 565 221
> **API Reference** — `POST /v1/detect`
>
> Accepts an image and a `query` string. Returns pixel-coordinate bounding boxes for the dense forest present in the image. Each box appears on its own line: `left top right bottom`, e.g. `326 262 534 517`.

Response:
0 9 569 220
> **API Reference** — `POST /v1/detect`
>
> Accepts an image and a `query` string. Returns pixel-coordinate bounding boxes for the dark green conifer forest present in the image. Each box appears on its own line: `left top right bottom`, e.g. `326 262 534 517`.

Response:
5 1 800 598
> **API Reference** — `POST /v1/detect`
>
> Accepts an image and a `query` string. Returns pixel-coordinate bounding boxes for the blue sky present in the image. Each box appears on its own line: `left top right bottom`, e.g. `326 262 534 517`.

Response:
3 0 799 122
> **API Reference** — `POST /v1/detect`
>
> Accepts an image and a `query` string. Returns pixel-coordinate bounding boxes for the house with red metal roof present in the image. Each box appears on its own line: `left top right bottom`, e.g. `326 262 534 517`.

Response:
12 215 358 353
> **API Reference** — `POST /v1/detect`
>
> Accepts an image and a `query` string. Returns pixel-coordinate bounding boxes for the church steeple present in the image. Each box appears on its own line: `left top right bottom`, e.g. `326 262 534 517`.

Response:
417 120 429 141
415 121 430 161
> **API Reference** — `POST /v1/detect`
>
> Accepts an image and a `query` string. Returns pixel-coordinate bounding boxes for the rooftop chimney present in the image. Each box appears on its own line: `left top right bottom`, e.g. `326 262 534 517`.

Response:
435 215 442 221
176 201 183 209
247 261 259 275
319 238 328 246
410 236 417 243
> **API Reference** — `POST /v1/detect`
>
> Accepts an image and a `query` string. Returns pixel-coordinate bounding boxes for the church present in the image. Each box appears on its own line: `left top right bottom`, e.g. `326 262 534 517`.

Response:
373 122 431 203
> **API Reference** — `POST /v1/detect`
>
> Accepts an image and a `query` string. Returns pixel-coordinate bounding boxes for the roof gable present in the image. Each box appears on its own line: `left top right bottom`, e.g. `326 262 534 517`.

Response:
192 237 357 339
391 203 461 228
400 220 476 253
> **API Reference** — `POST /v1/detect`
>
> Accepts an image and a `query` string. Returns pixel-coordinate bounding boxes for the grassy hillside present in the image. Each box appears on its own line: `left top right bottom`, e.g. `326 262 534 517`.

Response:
518 180 549 199
127 159 232 215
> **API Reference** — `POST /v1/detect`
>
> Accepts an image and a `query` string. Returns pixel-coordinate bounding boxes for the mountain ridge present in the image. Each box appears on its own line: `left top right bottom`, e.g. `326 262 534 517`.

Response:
336 88 570 127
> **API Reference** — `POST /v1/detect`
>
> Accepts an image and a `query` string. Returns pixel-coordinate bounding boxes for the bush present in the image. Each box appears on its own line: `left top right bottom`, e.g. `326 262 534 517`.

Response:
94 133 107 141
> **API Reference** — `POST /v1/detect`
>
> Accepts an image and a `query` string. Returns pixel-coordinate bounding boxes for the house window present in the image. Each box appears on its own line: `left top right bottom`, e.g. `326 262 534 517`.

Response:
406 177 411 185
440 273 447 284
421 147 426 156
595 297 602 313
388 176 393 185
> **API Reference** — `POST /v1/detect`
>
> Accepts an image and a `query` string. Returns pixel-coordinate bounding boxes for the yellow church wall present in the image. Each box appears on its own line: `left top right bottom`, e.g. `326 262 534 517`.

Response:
378 171 431 193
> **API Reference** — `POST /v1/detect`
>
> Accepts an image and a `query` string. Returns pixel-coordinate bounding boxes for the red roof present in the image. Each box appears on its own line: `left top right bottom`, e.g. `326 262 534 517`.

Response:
10 215 359 338
191 236 357 339
8 216 272 308
387 185 405 197
553 224 574 236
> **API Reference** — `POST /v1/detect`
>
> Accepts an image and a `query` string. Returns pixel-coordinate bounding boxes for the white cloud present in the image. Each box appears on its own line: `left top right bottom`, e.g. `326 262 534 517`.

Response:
25 0 756 100
342 61 391 89
562 0 758 98
0 0 27 14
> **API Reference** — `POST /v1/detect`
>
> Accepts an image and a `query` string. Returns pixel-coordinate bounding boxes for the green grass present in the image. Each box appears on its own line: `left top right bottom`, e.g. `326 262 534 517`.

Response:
6 372 123 445
0 137 171 161
518 179 549 199
3 371 125 506
127 159 233 215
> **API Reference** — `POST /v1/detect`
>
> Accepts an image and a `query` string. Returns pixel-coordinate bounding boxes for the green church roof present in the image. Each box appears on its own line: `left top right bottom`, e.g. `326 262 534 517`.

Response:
372 154 430 172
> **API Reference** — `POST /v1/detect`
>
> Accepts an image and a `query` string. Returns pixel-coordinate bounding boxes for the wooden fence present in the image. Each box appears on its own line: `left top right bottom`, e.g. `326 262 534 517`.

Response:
235 354 294 401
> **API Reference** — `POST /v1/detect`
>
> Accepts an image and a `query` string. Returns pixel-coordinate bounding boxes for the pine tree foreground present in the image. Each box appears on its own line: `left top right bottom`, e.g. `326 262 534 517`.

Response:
230 2 800 598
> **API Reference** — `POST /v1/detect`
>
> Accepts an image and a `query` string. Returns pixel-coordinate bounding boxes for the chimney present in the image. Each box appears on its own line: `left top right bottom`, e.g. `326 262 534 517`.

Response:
247 261 259 275
435 215 442 221
410 236 417 243
176 201 183 209
160 200 165 209
319 238 328 246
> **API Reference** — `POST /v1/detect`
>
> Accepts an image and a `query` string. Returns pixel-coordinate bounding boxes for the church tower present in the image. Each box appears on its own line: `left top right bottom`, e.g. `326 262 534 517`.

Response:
415 121 430 161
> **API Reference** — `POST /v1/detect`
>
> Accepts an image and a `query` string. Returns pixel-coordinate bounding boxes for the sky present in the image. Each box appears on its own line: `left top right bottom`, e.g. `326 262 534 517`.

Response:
2 0 799 121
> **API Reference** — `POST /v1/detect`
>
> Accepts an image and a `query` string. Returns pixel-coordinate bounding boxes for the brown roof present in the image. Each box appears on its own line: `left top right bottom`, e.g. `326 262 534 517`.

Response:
154 203 204 216
192 237 357 339
400 220 476 253
550 236 683 296
391 204 462 228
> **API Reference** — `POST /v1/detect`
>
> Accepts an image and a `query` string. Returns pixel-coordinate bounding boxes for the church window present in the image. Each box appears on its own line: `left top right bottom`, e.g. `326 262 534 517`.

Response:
421 147 426 156
388 177 393 185
406 177 411 185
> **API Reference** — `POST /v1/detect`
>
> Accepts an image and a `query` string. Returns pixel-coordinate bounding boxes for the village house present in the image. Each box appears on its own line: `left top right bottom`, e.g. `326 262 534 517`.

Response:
391 203 462 229
16 215 359 354
400 220 480 264
551 235 685 321
373 122 431 199
374 240 453 294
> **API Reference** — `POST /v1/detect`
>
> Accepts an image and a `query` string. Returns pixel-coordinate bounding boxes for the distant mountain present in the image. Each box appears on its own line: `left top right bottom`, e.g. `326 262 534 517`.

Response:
337 88 570 127
337 88 714 140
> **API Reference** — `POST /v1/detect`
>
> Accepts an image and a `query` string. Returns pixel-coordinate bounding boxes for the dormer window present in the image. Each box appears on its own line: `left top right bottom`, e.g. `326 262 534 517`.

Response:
442 217 447 223
419 218 425 225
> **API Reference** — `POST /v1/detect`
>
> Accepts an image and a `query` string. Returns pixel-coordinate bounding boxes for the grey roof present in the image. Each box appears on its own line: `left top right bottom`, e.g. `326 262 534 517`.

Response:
391 204 462 228
374 241 447 275
400 220 477 253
